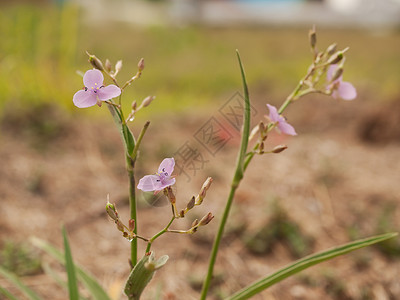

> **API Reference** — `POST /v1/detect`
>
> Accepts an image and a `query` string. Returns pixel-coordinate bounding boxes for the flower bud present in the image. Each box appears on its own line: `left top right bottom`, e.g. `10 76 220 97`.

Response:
179 209 185 218
196 177 213 205
115 60 123 73
166 186 176 204
116 220 125 232
106 202 118 221
309 26 317 49
138 58 145 72
186 196 195 210
105 59 112 72
141 96 155 108
129 219 135 232
249 124 259 141
330 67 343 82
272 144 288 153
327 52 343 65
191 219 199 228
86 52 104 71
131 100 137 111
326 43 337 56
199 212 214 226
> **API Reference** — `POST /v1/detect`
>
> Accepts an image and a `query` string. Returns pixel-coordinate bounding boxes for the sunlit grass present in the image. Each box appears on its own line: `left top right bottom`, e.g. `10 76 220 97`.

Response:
1 3 399 117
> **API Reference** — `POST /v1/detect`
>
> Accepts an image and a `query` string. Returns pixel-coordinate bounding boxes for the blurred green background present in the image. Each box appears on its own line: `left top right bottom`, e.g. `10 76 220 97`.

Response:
1 1 399 118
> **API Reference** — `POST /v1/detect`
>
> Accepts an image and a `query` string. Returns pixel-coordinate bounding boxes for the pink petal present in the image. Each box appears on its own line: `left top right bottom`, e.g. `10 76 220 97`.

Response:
337 81 357 100
158 158 175 175
159 178 176 190
83 69 104 87
73 90 97 108
278 121 297 136
267 104 280 123
327 65 336 81
137 175 163 192
97 85 121 101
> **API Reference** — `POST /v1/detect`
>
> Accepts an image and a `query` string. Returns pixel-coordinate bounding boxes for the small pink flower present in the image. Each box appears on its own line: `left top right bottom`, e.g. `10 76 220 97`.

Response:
137 158 176 192
266 104 297 136
327 65 357 101
73 69 121 108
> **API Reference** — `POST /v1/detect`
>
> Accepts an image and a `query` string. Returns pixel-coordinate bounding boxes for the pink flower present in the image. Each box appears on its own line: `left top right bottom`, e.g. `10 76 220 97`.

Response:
73 69 121 108
137 158 176 192
327 65 357 101
266 104 297 136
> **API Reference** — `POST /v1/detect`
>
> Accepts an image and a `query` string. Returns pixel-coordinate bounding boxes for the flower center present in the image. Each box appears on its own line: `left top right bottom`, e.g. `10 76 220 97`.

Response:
85 82 104 94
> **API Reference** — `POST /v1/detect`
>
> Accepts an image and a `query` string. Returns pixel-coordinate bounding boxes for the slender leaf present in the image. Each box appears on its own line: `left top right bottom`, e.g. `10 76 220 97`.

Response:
63 227 79 300
233 50 251 183
0 266 42 300
107 105 135 156
227 232 398 300
31 237 111 300
0 285 19 300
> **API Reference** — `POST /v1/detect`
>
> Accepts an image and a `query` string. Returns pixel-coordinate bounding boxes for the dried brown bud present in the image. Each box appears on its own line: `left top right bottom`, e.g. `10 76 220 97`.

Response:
105 59 112 72
196 177 213 205
191 219 199 228
138 58 145 72
115 60 123 73
327 52 343 65
330 66 343 82
86 52 104 71
309 26 317 49
141 96 155 108
116 220 125 232
199 212 214 226
179 209 185 218
131 100 137 111
186 196 195 210
272 144 288 153
166 186 176 204
129 219 135 232
326 43 337 56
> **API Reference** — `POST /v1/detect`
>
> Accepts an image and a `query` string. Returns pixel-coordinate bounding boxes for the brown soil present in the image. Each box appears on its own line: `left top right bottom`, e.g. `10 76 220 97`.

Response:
0 96 399 300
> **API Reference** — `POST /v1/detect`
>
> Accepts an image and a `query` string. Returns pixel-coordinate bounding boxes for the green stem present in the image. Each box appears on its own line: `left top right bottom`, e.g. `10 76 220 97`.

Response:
127 156 137 268
200 51 251 299
145 216 175 253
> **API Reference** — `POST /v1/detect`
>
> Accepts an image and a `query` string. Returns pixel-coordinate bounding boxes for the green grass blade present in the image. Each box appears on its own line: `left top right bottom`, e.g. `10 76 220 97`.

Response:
63 227 79 300
31 237 111 300
0 285 19 300
227 232 398 300
234 50 251 182
0 266 42 300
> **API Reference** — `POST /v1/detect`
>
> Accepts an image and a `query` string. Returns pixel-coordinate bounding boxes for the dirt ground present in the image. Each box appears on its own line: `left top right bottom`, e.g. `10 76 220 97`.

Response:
0 94 399 300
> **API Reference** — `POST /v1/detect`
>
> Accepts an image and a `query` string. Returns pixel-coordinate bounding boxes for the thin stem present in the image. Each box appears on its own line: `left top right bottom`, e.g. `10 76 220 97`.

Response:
200 51 251 299
145 216 175 253
200 185 238 299
127 156 137 267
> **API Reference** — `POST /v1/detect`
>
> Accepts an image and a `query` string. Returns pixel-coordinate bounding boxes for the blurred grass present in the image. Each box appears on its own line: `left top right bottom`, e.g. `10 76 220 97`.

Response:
0 3 399 117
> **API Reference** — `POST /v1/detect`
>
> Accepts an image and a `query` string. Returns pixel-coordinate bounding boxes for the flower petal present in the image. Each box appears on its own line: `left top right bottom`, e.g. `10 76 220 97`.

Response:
73 90 97 108
97 85 121 101
327 65 336 82
158 158 175 175
83 69 104 87
278 120 297 136
337 81 357 100
137 175 163 192
159 178 176 190
267 104 280 123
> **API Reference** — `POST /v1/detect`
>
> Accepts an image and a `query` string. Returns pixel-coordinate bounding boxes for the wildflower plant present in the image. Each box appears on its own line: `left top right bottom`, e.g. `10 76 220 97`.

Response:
0 27 397 300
